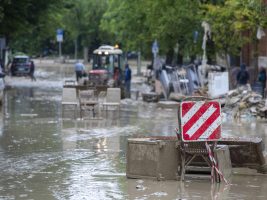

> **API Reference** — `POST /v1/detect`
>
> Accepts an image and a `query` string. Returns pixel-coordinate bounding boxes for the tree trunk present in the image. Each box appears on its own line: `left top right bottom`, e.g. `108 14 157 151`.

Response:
165 47 174 66
252 39 259 83
177 53 183 66
74 38 78 61
137 51 141 76
83 46 88 64
224 52 233 89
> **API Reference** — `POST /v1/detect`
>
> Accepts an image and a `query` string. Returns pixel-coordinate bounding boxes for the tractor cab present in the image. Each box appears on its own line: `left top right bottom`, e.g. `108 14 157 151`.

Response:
89 45 124 86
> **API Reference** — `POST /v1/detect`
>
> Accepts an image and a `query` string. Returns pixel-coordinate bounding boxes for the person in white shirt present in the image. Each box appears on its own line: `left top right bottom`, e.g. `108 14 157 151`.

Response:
74 61 85 82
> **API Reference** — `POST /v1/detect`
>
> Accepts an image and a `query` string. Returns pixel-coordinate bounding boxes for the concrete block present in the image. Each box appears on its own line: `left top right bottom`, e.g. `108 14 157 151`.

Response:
214 145 232 181
126 137 179 180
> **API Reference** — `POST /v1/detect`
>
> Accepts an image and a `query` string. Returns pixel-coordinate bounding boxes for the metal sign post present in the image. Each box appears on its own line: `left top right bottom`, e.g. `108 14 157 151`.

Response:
152 39 159 59
137 51 141 76
152 40 159 77
56 29 63 58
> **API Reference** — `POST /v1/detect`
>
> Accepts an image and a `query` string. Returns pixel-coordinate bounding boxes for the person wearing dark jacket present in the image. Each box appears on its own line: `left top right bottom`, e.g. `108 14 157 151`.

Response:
30 60 36 81
124 64 132 98
258 66 266 97
236 63 249 86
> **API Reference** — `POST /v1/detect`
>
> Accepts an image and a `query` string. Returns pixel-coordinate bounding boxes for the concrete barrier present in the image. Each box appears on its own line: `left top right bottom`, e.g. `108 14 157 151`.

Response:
126 136 265 181
126 137 233 181
126 137 179 180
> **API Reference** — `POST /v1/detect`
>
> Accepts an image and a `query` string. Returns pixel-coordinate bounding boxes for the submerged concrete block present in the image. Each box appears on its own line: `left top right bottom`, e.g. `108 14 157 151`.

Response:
157 101 178 109
126 137 180 180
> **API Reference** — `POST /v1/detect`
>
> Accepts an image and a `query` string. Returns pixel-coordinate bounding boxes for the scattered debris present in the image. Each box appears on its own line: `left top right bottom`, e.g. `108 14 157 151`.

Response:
142 92 160 102
223 85 267 119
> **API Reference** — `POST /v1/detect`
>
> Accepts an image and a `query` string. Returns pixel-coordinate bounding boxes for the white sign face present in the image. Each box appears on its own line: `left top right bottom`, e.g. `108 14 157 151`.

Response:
57 35 63 42
258 56 267 68
56 29 63 42
208 72 229 98
152 40 159 54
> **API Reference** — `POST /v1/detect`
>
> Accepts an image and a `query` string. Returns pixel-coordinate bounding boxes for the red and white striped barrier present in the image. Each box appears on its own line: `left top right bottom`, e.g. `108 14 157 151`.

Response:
177 100 229 184
180 101 222 141
205 141 229 184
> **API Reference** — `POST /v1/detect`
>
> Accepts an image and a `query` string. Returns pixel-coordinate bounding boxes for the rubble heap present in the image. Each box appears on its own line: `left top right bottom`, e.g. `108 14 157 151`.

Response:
223 85 267 119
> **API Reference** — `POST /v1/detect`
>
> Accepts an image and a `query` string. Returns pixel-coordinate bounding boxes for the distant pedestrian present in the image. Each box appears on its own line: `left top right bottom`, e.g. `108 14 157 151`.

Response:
74 61 85 82
0 60 5 78
257 66 266 97
30 60 36 81
236 63 249 86
124 64 132 98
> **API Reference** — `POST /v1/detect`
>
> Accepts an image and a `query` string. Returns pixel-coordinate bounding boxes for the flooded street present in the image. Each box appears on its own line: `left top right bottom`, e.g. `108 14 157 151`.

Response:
0 63 267 200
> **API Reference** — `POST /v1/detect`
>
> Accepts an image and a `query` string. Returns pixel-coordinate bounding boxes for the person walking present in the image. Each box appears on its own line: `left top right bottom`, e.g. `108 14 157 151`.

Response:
124 63 132 98
74 61 85 82
257 66 266 97
236 63 249 86
30 60 36 81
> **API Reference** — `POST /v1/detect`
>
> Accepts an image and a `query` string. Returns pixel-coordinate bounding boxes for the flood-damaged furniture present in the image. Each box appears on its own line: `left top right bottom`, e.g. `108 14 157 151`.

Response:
79 89 98 118
102 88 121 112
62 87 79 118
176 132 220 181
64 79 76 86
142 92 159 102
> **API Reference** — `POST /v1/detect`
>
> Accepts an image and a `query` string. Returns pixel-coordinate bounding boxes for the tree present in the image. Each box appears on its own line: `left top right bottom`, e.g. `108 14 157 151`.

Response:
102 0 203 64
145 0 202 65
0 0 65 55
101 0 150 56
62 0 108 62
203 0 267 68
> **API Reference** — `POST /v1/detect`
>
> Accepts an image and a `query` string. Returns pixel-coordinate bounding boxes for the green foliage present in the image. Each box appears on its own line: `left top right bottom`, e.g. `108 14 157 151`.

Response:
101 0 148 50
61 0 108 56
146 0 202 57
0 0 65 55
1 0 267 63
101 0 203 59
203 0 267 58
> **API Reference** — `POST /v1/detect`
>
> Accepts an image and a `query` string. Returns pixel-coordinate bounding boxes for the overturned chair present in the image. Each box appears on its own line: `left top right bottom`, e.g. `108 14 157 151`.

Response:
176 97 228 183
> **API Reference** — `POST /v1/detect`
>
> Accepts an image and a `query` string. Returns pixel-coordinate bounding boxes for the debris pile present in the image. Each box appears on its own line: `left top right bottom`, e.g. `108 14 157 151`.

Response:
223 85 267 119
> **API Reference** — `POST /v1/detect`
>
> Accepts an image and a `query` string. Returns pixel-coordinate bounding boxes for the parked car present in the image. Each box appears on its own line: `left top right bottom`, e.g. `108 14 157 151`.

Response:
126 51 138 59
10 55 31 76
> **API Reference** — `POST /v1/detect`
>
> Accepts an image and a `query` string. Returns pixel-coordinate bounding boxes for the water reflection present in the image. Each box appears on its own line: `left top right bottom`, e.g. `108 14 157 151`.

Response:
0 66 266 199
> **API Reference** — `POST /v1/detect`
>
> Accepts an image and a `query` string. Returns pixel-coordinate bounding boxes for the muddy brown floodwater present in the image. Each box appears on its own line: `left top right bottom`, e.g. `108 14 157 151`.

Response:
0 63 266 200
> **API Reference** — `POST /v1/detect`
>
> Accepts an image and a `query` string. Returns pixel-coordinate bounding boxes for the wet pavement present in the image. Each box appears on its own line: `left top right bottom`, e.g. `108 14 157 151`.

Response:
0 63 266 200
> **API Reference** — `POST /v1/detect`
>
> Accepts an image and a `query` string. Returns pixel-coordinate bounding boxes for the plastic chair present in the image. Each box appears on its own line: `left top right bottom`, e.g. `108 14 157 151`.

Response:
62 88 79 118
102 88 121 112
79 89 98 118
